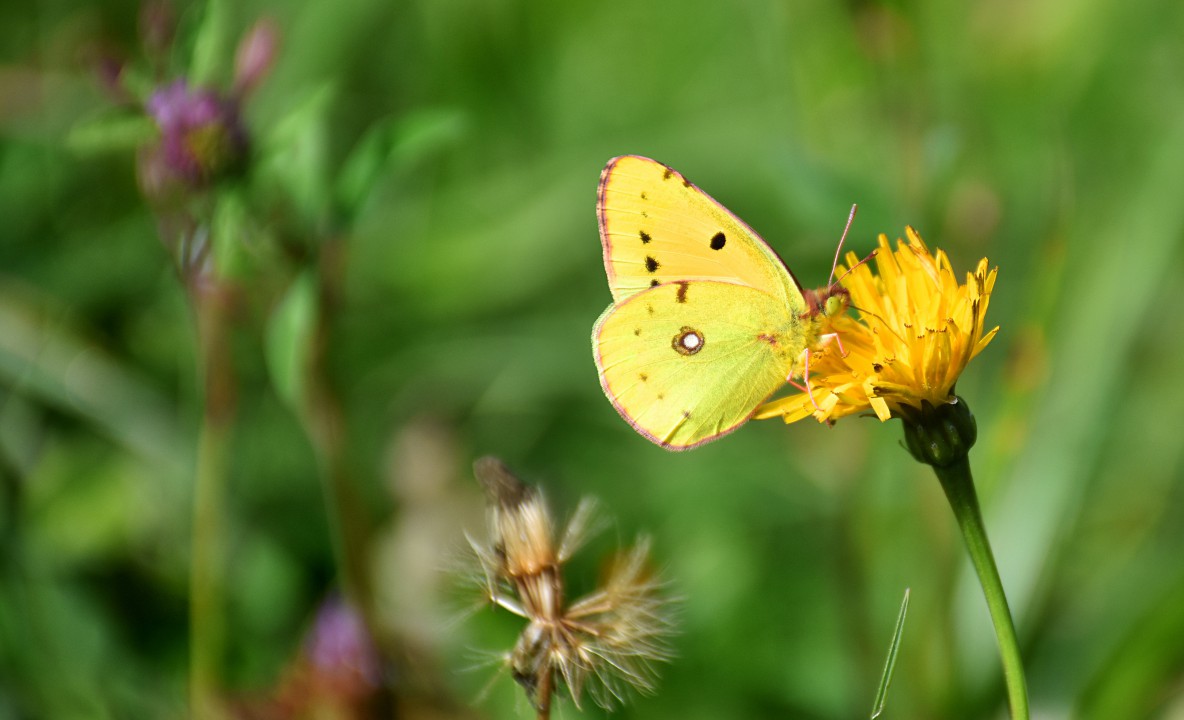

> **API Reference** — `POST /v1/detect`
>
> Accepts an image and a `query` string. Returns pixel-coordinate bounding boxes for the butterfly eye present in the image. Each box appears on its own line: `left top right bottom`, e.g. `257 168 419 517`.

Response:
824 293 846 317
672 327 704 356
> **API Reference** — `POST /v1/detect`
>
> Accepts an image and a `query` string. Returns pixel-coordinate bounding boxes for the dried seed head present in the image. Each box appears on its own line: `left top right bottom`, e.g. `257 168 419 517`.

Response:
466 457 676 716
475 456 557 580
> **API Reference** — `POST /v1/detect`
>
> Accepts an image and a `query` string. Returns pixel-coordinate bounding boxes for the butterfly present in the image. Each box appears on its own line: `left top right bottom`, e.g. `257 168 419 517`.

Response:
591 155 852 450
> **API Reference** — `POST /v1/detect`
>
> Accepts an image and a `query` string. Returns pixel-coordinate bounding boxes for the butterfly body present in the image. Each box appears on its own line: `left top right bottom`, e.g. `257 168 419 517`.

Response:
592 155 844 450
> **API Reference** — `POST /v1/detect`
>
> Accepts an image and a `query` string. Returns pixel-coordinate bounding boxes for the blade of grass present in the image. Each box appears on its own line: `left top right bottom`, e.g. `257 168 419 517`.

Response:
871 588 910 719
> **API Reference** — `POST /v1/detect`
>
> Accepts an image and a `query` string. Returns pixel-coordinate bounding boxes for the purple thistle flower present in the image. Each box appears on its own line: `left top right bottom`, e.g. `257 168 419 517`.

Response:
141 79 247 192
305 596 382 689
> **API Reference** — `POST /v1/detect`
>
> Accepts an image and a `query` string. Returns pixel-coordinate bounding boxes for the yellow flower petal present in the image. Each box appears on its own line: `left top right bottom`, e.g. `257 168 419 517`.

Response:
757 229 999 425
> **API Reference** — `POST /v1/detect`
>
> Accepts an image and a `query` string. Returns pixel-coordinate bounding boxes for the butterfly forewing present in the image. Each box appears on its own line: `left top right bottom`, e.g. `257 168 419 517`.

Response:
598 155 804 313
593 280 806 450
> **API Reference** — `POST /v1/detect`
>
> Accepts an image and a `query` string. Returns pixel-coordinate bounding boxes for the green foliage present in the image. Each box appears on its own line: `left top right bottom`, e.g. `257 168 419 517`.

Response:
2 0 1184 718
265 271 317 411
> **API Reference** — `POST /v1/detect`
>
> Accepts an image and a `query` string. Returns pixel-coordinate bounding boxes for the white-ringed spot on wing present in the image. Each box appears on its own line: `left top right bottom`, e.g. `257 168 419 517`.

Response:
672 326 704 356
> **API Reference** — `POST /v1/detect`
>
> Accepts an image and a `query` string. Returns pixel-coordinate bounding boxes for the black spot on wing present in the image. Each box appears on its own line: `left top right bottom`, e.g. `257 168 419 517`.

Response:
640 191 648 200
658 161 690 186
650 279 660 287
710 232 726 250
676 282 688 303
645 256 660 273
639 373 648 382
633 328 641 336
640 230 651 244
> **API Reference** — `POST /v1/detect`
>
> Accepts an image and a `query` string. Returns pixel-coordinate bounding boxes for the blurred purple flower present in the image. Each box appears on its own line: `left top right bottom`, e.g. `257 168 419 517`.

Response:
139 80 247 193
134 16 279 197
305 596 382 689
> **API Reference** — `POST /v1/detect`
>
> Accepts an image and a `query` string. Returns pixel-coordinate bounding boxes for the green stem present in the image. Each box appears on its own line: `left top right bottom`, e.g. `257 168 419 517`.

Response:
932 457 1029 720
303 239 374 618
190 412 228 718
304 385 371 613
189 285 235 720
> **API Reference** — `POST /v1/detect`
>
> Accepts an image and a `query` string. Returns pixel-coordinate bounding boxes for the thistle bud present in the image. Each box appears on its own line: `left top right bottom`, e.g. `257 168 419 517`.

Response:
234 18 280 97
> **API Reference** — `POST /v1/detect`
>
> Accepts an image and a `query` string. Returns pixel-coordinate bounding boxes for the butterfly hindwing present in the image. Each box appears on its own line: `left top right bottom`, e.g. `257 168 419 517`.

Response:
593 280 805 450
598 155 806 315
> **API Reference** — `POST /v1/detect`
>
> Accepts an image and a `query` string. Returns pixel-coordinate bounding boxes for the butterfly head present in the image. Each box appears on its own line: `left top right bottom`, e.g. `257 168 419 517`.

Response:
804 283 850 321
806 244 877 321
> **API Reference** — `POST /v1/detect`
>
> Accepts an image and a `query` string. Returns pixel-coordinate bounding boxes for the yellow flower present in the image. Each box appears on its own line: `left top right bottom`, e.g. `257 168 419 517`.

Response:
756 227 998 424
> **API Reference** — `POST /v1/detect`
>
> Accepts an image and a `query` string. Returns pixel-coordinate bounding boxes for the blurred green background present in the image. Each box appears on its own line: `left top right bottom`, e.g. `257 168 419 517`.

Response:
3 0 1184 718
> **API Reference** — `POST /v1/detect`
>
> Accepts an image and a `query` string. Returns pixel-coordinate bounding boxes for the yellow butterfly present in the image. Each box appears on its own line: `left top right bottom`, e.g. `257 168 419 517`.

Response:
592 155 850 450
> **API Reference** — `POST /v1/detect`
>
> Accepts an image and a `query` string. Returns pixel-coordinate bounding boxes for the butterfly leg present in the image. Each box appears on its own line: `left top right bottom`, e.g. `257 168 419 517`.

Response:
817 331 849 359
804 347 822 410
789 347 823 411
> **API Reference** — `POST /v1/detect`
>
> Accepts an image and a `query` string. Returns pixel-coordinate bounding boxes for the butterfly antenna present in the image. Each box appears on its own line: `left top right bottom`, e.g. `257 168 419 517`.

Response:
834 248 878 285
827 204 858 287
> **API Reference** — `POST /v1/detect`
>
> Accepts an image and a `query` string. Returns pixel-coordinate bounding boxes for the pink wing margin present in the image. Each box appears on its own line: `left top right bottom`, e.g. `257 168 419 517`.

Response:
595 155 806 295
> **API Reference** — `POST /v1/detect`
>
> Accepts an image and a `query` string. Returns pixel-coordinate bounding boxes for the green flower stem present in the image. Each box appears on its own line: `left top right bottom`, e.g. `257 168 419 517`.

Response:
302 241 374 622
901 397 1029 719
932 457 1029 720
190 411 229 719
304 382 372 614
190 285 235 720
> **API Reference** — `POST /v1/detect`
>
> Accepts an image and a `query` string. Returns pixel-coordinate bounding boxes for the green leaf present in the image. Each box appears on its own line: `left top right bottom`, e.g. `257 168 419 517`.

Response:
0 290 187 475
256 84 335 226
265 272 318 411
189 0 234 86
334 107 466 218
66 113 157 155
210 189 252 279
